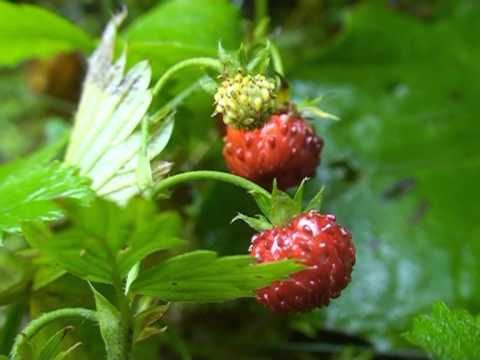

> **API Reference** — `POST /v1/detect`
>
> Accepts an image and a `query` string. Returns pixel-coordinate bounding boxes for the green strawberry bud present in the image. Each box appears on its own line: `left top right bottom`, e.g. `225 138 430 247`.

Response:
214 72 277 130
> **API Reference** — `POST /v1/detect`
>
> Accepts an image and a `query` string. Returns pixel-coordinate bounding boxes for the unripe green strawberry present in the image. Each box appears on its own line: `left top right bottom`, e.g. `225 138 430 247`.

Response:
214 72 277 130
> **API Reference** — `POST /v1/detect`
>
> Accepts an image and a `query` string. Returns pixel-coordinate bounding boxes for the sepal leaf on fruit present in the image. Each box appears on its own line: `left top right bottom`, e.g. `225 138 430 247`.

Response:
240 179 326 230
306 186 325 211
269 180 301 226
297 96 339 121
231 213 272 232
246 40 271 74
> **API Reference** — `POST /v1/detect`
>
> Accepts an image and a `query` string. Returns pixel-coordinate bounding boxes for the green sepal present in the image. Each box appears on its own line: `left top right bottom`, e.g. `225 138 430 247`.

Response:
269 180 301 226
247 41 271 74
199 76 218 95
297 96 340 121
250 189 272 220
302 106 340 121
38 326 77 360
53 342 83 360
243 178 325 231
231 213 272 232
253 18 270 42
133 303 169 343
217 42 241 77
306 186 325 211
293 178 308 210
217 41 275 78
238 43 248 69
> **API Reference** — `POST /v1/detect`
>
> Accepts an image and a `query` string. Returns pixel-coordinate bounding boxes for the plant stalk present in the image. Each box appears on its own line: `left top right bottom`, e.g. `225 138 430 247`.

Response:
155 170 271 199
10 308 97 360
0 301 25 355
152 57 222 97
254 0 268 26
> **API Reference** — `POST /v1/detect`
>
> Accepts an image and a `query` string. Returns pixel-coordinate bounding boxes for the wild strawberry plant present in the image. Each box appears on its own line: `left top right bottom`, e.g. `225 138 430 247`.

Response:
0 1 354 359
0 1 479 359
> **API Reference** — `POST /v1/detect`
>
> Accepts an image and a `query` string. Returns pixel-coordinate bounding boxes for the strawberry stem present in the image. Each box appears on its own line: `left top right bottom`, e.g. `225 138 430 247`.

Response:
155 170 271 199
10 308 97 360
152 57 222 97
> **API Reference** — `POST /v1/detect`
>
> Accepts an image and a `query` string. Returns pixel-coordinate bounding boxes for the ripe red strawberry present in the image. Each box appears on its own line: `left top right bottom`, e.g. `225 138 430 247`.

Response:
249 211 355 313
223 113 323 189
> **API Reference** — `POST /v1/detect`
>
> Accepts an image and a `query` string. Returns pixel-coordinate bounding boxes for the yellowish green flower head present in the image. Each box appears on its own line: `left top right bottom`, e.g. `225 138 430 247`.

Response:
214 72 277 130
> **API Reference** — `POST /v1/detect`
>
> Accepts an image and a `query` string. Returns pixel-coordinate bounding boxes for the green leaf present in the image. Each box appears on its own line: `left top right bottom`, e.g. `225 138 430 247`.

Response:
23 198 184 284
32 264 66 292
0 2 93 66
123 0 242 76
0 140 94 234
37 326 75 360
404 302 480 360
0 161 93 234
91 286 125 360
0 248 32 305
130 250 303 302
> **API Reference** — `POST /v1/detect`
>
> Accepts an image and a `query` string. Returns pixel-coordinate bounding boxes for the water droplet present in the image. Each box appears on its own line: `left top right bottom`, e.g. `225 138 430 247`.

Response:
235 148 245 161
268 136 276 148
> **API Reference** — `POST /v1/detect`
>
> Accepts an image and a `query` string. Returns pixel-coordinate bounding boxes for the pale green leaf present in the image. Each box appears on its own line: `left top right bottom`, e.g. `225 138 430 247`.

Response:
66 13 173 206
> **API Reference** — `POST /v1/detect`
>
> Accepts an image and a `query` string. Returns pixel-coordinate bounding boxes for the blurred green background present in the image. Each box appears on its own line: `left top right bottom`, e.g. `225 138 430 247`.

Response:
0 0 479 359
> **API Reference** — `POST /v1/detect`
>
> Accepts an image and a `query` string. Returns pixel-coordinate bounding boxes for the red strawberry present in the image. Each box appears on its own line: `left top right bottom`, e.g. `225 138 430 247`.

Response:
223 113 323 189
249 211 355 313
